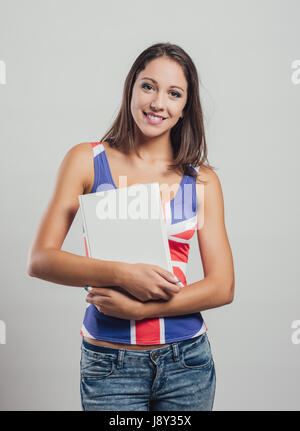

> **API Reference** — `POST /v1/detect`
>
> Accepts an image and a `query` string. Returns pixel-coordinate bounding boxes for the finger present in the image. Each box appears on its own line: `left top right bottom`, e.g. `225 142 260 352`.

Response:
85 286 110 296
153 291 170 301
162 291 175 300
155 267 181 285
174 279 184 287
163 286 180 296
166 278 183 291
86 295 102 308
164 277 185 294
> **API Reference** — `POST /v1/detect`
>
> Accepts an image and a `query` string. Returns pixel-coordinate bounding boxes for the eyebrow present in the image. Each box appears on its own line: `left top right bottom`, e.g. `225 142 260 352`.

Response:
140 77 185 92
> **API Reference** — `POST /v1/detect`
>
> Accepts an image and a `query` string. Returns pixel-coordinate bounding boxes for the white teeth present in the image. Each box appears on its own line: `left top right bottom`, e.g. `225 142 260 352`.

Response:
147 114 163 121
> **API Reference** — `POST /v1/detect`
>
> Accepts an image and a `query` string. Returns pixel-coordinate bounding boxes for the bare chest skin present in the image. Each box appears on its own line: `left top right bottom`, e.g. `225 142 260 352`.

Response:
84 141 184 350
87 141 184 204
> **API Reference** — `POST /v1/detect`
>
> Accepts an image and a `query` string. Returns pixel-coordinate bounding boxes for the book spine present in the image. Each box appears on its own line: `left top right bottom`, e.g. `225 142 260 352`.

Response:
158 198 173 273
78 195 91 291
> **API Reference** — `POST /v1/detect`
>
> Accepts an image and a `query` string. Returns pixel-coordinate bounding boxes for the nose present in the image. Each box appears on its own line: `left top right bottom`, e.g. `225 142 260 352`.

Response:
151 90 166 111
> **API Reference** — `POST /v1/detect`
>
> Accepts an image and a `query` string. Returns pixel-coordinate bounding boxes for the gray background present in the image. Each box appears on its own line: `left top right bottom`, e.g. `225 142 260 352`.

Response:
0 0 299 411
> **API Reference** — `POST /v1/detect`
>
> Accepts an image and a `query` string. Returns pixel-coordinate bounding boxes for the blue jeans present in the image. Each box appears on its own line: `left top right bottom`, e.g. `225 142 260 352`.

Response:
80 332 216 411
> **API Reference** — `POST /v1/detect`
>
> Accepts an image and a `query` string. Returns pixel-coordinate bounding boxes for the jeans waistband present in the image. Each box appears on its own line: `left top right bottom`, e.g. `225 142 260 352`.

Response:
82 334 204 357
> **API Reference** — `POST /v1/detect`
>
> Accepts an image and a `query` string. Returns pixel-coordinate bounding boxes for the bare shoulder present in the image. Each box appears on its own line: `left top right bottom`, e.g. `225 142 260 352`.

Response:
196 165 223 204
65 142 95 194
69 141 93 158
197 165 220 184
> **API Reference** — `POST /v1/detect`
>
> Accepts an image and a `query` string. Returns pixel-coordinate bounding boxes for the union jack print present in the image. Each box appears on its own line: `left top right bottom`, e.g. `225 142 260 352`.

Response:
80 142 207 344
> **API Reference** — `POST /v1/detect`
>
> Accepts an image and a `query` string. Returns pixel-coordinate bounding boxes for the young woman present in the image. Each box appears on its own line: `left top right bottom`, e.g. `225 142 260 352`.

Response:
27 42 235 411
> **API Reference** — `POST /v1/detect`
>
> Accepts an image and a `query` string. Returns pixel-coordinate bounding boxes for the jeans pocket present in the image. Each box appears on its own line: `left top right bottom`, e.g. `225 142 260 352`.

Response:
180 333 213 370
80 348 114 379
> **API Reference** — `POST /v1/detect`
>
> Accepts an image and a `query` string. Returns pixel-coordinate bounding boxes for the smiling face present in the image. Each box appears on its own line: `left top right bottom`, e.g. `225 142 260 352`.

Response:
130 56 188 138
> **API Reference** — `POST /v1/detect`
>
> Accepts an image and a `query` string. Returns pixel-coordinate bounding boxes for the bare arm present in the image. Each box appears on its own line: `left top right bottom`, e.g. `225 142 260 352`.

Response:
27 143 125 288
137 168 235 319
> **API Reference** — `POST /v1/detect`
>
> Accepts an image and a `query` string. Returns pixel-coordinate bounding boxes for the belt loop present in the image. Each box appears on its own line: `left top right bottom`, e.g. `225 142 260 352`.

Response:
172 342 179 362
116 349 125 369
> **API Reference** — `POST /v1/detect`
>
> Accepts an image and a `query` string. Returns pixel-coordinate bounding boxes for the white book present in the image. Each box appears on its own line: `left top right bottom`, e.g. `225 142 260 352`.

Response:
78 182 173 278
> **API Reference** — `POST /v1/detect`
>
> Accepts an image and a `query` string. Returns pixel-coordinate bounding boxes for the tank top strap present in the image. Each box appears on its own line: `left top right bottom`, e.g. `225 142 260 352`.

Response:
186 164 199 214
90 142 116 193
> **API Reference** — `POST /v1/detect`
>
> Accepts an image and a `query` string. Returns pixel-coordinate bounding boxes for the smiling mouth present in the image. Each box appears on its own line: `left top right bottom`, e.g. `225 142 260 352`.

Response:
143 111 166 120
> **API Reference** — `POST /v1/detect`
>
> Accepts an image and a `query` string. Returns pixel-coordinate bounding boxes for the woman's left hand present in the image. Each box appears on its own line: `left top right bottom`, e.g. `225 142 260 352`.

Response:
85 286 144 320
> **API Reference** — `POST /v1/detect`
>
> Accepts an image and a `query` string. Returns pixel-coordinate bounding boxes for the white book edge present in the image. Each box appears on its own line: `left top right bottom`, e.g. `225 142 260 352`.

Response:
78 194 91 258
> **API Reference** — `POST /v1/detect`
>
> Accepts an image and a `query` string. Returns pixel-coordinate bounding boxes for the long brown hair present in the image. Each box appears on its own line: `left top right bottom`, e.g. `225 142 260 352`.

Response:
99 42 215 184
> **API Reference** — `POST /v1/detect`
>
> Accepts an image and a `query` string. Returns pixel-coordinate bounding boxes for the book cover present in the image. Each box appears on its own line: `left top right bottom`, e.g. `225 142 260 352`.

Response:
78 182 173 277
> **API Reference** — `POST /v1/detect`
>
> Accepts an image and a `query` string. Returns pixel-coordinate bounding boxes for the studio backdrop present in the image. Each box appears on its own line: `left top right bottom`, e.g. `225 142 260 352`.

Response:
0 0 299 411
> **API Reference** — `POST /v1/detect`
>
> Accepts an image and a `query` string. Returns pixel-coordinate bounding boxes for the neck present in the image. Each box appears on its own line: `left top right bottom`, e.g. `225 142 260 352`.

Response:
131 127 174 163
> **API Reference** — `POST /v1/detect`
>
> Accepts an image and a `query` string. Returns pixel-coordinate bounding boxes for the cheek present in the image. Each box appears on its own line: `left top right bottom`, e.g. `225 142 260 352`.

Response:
131 98 143 117
132 92 148 109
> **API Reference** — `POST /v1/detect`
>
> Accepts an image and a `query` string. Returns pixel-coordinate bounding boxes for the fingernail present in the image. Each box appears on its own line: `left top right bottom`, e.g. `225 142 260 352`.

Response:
84 286 92 291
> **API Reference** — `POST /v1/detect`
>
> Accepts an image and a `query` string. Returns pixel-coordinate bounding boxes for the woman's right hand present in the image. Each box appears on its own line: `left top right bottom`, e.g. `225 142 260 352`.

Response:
119 263 182 302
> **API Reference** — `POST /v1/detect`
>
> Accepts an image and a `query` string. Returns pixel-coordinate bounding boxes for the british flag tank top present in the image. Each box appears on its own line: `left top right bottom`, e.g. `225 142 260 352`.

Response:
80 142 207 344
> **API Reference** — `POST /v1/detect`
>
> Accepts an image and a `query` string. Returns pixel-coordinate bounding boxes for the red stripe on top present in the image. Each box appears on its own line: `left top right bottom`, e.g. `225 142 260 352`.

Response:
84 236 89 257
172 227 196 241
91 141 101 147
168 239 190 263
172 266 187 286
135 318 161 344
